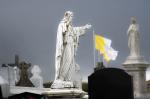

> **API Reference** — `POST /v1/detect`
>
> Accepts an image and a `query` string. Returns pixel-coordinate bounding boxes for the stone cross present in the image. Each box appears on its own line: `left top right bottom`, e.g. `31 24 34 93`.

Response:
16 61 34 87
3 55 34 87
8 55 19 67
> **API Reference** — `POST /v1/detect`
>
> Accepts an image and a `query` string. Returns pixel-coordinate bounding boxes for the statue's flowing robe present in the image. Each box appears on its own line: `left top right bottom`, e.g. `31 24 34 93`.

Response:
54 20 86 88
58 26 85 81
55 20 66 80
127 24 140 57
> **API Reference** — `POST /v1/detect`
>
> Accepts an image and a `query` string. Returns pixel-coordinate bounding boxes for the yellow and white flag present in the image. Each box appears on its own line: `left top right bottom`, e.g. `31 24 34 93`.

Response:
103 46 118 62
95 34 118 62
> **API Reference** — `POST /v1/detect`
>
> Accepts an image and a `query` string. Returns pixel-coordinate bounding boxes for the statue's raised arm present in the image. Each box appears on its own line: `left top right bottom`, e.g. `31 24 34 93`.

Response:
74 24 92 36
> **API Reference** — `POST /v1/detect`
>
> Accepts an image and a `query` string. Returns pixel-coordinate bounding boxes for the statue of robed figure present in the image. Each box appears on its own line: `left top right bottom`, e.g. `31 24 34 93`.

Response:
51 11 91 89
127 17 140 57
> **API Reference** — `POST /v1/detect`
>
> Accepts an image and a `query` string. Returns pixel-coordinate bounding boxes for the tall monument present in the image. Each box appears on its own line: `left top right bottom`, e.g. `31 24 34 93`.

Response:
51 11 91 89
123 17 150 98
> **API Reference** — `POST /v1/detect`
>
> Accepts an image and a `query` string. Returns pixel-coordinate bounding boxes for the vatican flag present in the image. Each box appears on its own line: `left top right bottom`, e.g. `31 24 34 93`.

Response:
95 34 112 54
103 46 118 62
95 34 118 62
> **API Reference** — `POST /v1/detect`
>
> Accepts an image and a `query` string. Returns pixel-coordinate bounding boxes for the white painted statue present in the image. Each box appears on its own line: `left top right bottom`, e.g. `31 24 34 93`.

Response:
51 11 91 89
127 17 140 57
30 65 43 88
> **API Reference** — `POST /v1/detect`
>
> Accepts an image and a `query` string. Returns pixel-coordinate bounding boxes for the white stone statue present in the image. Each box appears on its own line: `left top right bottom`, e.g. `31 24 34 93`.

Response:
127 17 140 57
51 11 91 89
30 65 43 88
13 66 20 85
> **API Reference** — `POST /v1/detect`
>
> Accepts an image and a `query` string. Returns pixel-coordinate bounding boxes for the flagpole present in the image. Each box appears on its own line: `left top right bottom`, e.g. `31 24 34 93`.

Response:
98 51 101 62
93 29 96 68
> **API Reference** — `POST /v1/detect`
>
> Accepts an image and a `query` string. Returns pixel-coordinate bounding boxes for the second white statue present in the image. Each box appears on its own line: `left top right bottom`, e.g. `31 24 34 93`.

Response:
51 11 91 89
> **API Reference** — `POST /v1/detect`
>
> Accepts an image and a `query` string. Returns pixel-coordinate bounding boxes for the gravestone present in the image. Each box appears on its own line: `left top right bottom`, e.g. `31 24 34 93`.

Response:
16 61 34 87
0 75 9 98
30 65 43 88
88 68 133 99
4 55 33 86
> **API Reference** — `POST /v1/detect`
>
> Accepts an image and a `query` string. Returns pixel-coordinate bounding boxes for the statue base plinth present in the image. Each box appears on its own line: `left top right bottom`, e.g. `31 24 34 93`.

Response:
10 86 50 95
123 56 149 65
123 55 150 98
42 88 87 98
134 94 150 99
10 86 87 98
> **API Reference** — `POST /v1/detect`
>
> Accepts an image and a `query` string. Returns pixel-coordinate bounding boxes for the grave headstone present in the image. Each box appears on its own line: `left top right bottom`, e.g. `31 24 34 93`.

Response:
16 62 34 87
30 65 43 88
88 68 134 99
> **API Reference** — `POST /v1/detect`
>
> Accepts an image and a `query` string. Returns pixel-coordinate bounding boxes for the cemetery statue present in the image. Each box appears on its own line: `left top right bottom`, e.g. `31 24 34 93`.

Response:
127 17 140 57
30 65 43 88
51 11 91 89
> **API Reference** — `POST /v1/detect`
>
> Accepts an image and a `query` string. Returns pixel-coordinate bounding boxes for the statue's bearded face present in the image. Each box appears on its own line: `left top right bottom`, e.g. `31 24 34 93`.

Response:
68 13 73 22
64 11 73 24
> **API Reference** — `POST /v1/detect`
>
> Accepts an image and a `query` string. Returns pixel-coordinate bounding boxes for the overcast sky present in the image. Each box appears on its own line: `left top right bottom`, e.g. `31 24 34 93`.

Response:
0 0 150 82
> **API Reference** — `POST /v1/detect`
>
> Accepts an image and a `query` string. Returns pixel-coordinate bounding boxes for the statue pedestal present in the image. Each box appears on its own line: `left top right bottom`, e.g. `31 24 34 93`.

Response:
10 86 50 95
43 88 87 98
10 86 87 98
123 56 150 99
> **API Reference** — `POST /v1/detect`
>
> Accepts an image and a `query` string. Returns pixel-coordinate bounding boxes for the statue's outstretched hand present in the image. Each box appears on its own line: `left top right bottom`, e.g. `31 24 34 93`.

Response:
84 24 92 29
